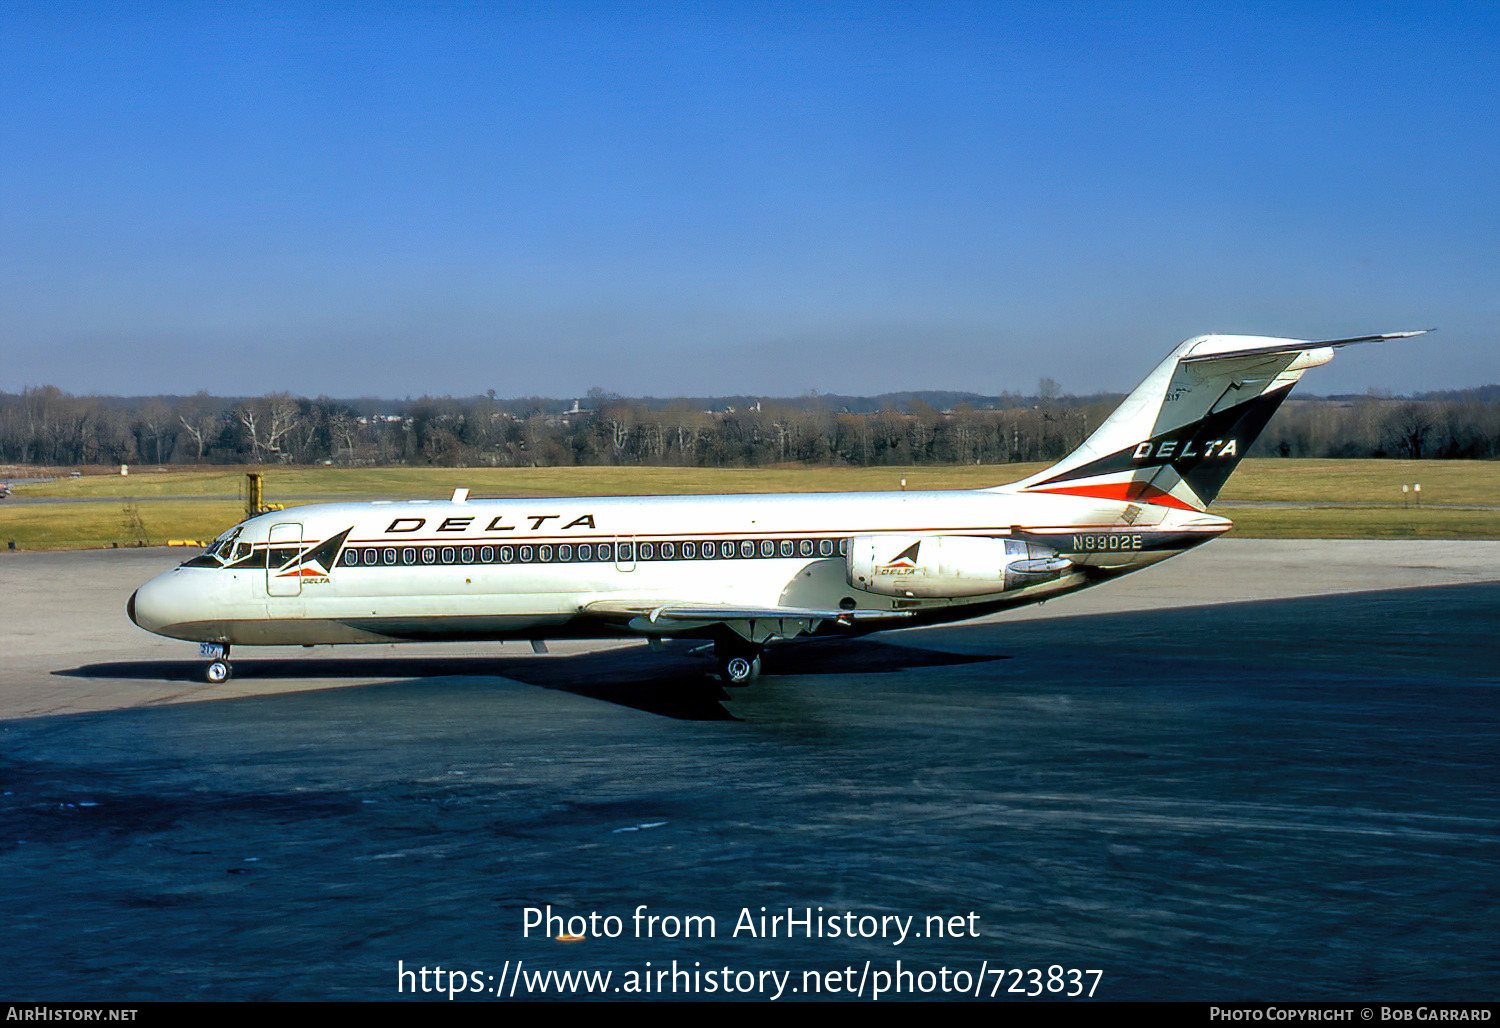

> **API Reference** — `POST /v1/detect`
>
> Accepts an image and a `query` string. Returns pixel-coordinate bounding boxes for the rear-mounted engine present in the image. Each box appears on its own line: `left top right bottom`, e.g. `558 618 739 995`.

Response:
846 535 1072 599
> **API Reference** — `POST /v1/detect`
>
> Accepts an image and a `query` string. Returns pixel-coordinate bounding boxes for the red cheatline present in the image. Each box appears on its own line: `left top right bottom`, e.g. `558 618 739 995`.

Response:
1027 482 1202 511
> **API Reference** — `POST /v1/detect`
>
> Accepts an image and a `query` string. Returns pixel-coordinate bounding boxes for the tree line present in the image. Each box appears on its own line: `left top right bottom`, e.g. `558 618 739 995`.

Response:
1 384 1497 469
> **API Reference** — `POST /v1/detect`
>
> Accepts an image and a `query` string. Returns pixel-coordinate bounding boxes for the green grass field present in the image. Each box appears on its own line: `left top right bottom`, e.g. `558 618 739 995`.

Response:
0 500 246 551
12 464 1030 499
2 460 1496 549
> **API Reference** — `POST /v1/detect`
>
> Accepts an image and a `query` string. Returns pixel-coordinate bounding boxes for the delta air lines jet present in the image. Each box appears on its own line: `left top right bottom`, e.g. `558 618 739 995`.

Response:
128 332 1423 685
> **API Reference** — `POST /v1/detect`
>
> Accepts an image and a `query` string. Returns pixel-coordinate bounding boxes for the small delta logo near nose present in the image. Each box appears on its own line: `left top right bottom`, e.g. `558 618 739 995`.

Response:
272 528 352 584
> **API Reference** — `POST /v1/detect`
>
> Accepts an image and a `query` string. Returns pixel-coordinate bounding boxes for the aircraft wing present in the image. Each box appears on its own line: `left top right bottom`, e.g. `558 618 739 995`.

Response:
580 599 909 626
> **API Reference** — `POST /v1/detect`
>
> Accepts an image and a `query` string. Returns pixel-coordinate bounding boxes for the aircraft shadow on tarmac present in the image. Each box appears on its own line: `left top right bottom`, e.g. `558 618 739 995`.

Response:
54 638 1002 722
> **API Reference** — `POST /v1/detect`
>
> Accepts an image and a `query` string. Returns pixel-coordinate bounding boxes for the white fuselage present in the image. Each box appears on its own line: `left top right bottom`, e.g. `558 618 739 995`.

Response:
127 487 1230 648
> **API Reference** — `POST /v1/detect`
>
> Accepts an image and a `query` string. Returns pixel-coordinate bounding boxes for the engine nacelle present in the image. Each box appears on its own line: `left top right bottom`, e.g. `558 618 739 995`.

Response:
846 535 1072 598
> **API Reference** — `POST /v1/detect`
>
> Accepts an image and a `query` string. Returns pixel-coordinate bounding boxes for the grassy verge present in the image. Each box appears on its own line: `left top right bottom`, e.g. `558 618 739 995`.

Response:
2 461 1495 550
1218 459 1499 506
14 464 1042 499
1218 506 1500 539
0 500 247 551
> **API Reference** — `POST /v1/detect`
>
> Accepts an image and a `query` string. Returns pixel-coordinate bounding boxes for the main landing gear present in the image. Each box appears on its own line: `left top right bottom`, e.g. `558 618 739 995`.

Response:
200 642 232 683
714 636 763 686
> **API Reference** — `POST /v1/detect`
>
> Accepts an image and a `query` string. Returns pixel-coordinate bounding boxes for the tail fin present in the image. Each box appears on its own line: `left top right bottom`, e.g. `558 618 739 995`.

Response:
1000 331 1427 510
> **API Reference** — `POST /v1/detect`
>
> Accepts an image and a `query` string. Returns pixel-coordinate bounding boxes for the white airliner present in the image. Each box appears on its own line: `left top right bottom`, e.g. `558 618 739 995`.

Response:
129 331 1423 685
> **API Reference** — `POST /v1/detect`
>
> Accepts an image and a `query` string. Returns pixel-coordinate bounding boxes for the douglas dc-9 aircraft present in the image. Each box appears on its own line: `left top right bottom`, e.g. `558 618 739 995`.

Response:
129 331 1422 685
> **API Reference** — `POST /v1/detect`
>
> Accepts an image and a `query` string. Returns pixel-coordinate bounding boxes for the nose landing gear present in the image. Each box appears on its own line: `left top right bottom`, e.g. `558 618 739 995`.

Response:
199 642 232 683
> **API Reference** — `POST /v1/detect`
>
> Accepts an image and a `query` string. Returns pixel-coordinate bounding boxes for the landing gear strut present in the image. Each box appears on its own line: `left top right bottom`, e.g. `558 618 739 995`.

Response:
200 643 232 684
714 636 762 686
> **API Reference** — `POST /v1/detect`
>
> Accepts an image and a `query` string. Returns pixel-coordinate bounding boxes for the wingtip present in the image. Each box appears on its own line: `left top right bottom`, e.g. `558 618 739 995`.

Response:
1309 329 1434 348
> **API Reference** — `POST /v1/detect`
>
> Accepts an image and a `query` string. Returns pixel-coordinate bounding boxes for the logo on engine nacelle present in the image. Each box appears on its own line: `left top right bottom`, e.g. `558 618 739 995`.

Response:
875 540 922 574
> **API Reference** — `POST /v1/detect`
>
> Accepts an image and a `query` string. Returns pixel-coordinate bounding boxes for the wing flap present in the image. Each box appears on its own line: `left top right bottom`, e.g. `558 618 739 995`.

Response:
581 599 908 625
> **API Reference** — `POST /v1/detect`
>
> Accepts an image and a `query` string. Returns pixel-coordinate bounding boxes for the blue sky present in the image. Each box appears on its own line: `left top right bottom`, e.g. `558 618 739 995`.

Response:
2 2 1496 398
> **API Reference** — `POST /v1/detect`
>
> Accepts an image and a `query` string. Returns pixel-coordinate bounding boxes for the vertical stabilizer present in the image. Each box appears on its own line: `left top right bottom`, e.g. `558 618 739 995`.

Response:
994 332 1426 510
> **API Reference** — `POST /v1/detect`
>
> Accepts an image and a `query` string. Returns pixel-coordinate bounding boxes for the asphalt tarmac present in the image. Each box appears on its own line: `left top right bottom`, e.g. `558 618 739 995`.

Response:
1 542 1496 1001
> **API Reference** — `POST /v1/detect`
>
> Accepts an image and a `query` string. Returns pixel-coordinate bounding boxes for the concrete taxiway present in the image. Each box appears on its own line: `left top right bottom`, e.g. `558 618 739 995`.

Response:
1 540 1497 1000
5 540 1498 719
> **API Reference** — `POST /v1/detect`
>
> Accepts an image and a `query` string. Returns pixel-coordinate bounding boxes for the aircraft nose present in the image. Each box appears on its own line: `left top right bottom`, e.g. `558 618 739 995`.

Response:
129 577 167 633
128 572 201 639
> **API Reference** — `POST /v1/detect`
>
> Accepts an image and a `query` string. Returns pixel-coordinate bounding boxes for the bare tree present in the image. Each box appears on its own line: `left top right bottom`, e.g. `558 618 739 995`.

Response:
602 404 634 462
1386 402 1433 458
327 409 357 463
136 400 173 464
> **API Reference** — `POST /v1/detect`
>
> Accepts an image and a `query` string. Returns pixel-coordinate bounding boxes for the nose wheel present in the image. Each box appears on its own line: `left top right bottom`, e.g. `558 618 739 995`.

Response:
199 643 232 684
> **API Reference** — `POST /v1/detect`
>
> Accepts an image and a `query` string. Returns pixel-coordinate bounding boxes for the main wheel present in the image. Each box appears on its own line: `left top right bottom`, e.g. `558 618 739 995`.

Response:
721 654 761 685
205 660 232 684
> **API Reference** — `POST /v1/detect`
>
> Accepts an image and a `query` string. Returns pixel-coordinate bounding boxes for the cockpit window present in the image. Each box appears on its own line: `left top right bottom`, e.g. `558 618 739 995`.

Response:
182 527 244 568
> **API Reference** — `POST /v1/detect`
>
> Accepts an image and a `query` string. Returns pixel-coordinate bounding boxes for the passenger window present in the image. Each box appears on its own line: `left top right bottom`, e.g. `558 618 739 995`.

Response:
800 540 813 557
559 544 572 561
720 542 734 558
441 547 455 563
520 546 533 562
480 546 493 562
819 540 833 556
661 542 674 559
539 545 553 562
760 540 774 557
838 539 848 556
384 548 397 565
683 542 695 558
401 548 417 565
740 541 754 558
460 547 474 563
640 543 654 560
500 546 513 563
422 547 436 564
578 543 592 561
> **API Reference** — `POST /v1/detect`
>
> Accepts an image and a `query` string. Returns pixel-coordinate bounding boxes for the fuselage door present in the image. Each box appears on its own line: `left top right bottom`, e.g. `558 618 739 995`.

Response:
266 522 304 596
